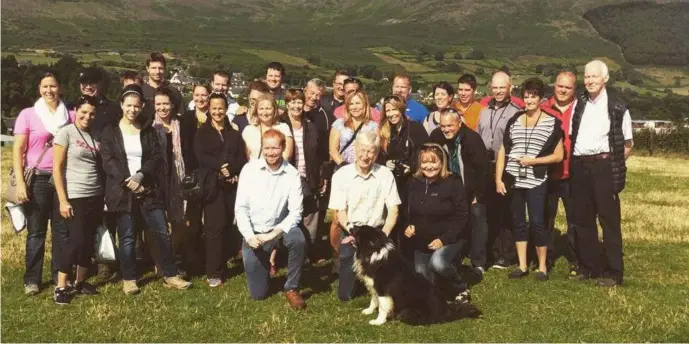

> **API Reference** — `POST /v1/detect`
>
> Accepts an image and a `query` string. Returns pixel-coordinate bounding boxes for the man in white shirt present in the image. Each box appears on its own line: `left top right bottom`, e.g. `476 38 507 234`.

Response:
235 129 306 309
329 131 401 301
568 60 633 287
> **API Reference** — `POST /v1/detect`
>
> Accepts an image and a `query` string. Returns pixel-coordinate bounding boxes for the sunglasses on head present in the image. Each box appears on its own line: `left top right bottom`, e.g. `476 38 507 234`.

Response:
383 95 404 102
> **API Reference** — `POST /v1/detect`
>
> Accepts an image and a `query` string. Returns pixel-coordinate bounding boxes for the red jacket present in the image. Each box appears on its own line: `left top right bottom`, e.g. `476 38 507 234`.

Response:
541 98 574 180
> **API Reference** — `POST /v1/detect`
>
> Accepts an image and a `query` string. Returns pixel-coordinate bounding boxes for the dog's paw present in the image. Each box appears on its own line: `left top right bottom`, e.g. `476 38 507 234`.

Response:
369 319 387 326
362 307 376 315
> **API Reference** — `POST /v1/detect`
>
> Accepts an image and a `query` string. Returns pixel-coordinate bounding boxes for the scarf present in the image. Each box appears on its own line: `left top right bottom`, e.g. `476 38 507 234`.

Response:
153 117 186 182
153 116 186 219
34 98 70 136
450 134 465 183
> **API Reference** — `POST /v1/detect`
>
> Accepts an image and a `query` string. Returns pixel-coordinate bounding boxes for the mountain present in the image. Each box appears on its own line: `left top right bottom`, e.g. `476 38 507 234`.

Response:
1 0 625 63
2 0 686 67
584 1 689 66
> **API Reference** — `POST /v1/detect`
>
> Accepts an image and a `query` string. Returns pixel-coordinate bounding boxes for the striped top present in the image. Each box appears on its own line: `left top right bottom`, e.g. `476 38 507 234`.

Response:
506 115 555 189
292 127 306 177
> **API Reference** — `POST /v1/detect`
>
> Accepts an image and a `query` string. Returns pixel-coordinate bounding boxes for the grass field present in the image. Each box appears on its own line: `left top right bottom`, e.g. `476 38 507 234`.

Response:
1 149 689 342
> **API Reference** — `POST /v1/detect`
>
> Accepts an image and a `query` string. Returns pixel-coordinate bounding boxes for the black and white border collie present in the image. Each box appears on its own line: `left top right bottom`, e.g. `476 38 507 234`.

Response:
350 225 454 326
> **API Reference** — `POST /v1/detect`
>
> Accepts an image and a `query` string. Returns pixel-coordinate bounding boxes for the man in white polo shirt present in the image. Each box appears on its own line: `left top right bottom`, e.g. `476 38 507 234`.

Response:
329 131 401 301
569 60 633 287
235 129 306 309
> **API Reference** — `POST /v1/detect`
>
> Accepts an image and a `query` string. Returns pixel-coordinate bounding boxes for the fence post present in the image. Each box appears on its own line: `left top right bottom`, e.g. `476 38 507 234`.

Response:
649 129 655 156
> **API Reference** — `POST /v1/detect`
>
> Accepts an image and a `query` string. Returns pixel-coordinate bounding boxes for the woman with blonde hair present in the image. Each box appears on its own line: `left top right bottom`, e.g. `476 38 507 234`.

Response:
242 94 293 160
403 143 471 304
379 95 428 253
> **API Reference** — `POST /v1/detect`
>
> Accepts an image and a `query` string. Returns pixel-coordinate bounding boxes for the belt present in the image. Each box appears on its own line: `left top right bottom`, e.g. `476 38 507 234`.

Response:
574 153 610 161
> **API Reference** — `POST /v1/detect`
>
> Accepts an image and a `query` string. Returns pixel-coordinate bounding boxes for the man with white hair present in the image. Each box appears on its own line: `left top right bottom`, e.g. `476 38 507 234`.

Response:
329 131 401 301
569 59 633 287
477 71 522 270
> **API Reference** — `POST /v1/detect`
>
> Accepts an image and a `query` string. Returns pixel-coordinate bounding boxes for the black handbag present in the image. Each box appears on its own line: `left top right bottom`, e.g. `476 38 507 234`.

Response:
180 173 201 200
322 123 364 179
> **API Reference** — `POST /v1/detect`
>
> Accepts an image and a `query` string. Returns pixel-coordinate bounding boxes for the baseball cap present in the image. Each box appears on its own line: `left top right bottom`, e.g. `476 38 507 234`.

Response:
79 67 103 84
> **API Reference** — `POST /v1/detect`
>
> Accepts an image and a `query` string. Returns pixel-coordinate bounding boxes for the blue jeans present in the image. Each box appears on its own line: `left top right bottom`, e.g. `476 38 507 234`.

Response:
242 228 306 300
116 204 178 280
414 242 467 295
511 183 548 247
23 174 68 285
338 241 358 301
469 203 488 268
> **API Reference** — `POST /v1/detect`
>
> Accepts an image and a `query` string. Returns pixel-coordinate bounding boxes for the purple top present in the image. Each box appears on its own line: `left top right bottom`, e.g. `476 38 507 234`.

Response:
13 107 75 171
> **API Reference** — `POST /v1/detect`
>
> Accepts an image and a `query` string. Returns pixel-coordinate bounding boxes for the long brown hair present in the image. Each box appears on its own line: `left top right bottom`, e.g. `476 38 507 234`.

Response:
379 95 407 153
413 143 452 179
343 90 372 129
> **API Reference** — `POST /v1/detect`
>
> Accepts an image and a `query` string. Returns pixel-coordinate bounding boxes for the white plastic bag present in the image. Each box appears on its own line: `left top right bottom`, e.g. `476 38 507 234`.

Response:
94 223 117 263
5 202 27 234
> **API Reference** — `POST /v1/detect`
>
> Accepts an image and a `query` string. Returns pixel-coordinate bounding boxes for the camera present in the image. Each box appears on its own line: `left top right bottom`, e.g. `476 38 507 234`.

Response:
392 159 408 178
133 187 152 200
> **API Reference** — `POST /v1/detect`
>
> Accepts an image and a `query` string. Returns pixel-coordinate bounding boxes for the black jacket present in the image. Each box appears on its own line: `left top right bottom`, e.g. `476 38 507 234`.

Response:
100 122 164 212
379 120 429 173
430 125 490 203
69 95 121 141
319 95 343 119
194 117 247 180
281 114 321 194
180 110 203 171
405 176 469 251
305 106 335 164
502 110 563 182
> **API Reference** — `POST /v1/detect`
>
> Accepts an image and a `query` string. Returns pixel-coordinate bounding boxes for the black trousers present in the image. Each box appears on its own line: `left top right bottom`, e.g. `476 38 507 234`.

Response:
545 179 577 265
486 179 516 264
570 157 624 283
201 187 238 279
170 202 203 272
58 195 104 274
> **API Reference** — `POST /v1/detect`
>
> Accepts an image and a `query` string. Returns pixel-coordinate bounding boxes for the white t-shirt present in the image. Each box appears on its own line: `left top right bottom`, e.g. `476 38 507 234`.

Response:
242 122 292 160
122 132 142 175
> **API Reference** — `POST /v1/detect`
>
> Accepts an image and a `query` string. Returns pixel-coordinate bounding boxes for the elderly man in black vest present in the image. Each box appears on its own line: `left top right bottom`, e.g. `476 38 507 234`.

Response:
569 60 633 287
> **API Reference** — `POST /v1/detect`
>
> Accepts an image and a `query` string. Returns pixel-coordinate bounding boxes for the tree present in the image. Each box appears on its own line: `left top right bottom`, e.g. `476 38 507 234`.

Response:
466 50 485 60
434 51 444 61
674 76 682 87
475 67 486 75
445 62 462 73
415 54 425 62
307 55 321 66
499 64 510 75
453 52 463 60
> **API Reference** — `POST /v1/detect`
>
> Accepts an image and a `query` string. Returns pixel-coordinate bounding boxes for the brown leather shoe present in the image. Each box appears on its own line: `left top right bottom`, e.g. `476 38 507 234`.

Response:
285 290 306 310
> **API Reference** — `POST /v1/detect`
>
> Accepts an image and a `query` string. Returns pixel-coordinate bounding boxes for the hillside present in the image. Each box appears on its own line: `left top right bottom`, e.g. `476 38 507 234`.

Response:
584 2 689 66
1 0 630 66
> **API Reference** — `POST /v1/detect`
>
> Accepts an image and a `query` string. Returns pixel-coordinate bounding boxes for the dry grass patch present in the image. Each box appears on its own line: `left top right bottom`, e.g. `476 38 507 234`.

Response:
370 53 436 73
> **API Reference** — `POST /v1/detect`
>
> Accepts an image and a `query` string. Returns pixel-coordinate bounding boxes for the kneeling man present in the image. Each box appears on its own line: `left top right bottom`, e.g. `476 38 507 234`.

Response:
235 129 306 309
329 131 401 301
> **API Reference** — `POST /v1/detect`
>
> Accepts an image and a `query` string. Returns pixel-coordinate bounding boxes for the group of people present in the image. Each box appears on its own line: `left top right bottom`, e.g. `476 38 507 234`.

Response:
11 52 633 309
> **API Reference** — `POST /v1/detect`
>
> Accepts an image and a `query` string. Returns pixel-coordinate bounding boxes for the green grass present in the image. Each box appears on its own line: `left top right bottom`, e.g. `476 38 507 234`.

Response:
1 150 689 342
